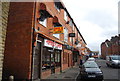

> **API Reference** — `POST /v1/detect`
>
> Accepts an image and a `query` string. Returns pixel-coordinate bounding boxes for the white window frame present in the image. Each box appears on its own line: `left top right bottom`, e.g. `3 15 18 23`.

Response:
39 18 47 27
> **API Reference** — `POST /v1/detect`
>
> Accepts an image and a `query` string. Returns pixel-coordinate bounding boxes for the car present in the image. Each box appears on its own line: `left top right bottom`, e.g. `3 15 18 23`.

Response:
79 61 103 81
106 55 120 68
87 57 96 61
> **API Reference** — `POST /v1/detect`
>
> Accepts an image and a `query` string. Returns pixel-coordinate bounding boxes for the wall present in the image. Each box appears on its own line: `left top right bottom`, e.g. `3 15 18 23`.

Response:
0 2 10 80
3 2 34 79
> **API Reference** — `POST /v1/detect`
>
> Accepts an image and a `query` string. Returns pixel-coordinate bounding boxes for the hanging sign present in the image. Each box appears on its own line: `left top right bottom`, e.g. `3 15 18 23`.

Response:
44 39 62 50
53 26 64 34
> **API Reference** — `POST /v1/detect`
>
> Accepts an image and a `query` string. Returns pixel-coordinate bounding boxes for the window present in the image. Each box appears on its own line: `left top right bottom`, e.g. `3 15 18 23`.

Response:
38 9 52 27
54 3 60 12
70 37 72 42
53 34 60 39
73 25 75 31
69 20 73 27
64 11 67 21
42 48 51 71
38 18 47 27
55 50 61 67
64 28 68 42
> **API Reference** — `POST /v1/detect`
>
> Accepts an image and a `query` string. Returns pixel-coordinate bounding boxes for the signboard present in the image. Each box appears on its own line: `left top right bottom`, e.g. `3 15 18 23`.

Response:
69 33 75 37
53 26 64 34
44 39 62 50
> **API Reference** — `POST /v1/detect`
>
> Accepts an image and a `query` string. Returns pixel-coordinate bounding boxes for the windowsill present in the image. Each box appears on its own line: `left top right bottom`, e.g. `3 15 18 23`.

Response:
53 36 60 40
42 68 51 72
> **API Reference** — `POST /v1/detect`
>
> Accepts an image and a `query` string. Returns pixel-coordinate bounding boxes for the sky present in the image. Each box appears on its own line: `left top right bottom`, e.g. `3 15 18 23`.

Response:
62 0 119 53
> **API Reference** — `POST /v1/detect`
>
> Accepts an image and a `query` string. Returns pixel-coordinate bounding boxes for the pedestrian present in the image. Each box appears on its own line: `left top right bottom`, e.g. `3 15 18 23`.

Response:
79 56 83 66
80 59 83 65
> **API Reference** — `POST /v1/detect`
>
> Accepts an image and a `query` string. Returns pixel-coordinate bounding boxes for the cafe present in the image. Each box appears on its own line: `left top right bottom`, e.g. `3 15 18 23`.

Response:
41 39 62 78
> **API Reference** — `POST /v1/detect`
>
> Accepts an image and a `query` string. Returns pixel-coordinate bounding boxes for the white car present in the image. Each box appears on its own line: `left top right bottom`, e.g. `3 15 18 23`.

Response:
106 55 120 67
87 57 95 61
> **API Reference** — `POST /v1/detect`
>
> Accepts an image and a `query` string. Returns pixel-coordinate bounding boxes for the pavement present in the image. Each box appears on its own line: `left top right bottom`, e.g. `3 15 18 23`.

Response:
41 66 80 81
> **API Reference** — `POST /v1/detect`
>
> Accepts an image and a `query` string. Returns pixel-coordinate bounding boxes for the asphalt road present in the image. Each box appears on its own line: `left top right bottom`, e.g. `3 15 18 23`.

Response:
41 58 120 81
96 58 120 81
76 58 120 81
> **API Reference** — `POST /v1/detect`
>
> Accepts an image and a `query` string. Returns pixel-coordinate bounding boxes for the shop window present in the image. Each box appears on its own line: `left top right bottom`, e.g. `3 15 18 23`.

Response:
63 52 68 64
55 50 61 67
42 47 51 71
42 47 61 71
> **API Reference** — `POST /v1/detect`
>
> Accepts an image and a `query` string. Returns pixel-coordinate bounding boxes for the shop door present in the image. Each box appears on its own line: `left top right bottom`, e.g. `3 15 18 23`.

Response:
32 42 41 80
51 53 55 74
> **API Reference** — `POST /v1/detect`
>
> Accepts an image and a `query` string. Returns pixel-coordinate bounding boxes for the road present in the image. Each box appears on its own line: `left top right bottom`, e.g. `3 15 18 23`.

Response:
41 58 120 81
96 58 120 81
76 58 120 81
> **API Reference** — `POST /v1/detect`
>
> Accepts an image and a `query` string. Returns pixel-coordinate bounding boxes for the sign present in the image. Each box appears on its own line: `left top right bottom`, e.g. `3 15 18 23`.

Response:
69 33 75 37
44 39 62 50
53 26 64 34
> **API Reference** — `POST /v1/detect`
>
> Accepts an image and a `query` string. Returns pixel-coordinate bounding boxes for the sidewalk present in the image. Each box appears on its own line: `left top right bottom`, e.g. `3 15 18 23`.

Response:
41 66 80 81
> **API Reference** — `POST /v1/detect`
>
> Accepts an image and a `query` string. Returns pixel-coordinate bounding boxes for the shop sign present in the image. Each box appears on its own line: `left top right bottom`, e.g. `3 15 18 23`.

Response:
44 39 62 50
53 26 64 34
69 33 75 37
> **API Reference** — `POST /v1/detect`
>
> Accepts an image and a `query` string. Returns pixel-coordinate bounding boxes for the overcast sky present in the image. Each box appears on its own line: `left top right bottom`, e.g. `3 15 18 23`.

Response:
62 0 119 53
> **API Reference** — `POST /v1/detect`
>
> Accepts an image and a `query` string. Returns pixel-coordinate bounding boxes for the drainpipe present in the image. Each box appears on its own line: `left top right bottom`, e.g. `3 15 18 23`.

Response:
31 1 36 80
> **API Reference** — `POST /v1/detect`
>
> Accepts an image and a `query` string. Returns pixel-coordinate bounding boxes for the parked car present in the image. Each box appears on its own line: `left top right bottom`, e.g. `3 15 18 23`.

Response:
106 55 120 68
79 61 103 81
87 57 96 61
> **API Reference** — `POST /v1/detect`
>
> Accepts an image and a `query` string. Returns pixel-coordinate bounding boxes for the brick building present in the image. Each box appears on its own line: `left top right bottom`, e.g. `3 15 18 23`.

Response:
2 1 87 80
101 34 120 59
0 2 10 80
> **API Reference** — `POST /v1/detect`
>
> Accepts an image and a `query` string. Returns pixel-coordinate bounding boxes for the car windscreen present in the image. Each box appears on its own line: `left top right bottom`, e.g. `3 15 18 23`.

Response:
84 62 98 68
111 56 120 60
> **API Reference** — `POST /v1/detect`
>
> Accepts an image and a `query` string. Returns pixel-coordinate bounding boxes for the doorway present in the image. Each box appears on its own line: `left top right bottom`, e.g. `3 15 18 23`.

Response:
32 42 41 80
50 52 55 74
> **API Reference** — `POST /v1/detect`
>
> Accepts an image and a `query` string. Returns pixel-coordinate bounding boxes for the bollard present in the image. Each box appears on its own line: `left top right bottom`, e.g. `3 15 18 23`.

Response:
9 75 14 81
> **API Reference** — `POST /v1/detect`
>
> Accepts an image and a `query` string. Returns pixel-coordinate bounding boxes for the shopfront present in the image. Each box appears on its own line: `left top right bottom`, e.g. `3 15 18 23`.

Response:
41 39 62 79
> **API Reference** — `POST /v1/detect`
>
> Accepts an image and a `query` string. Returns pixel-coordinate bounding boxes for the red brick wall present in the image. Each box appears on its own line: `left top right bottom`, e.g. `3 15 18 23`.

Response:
3 2 34 79
41 69 51 79
55 67 60 73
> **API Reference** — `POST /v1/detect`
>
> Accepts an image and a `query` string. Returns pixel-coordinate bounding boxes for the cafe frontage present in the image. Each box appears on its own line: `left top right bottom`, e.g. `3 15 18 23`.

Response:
39 38 62 79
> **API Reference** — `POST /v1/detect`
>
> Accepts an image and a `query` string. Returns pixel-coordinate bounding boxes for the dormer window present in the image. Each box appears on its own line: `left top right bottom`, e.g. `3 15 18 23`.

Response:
69 20 73 27
64 11 67 21
38 3 52 27
54 1 64 12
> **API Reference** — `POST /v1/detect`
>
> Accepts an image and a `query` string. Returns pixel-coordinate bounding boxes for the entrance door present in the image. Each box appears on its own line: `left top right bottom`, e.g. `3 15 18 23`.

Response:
51 53 55 74
32 42 41 80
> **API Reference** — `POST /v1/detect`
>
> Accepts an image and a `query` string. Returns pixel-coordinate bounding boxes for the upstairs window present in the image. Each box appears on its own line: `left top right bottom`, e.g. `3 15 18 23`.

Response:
38 3 52 27
64 28 68 42
54 2 60 12
69 20 73 27
64 11 67 21
54 1 64 12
